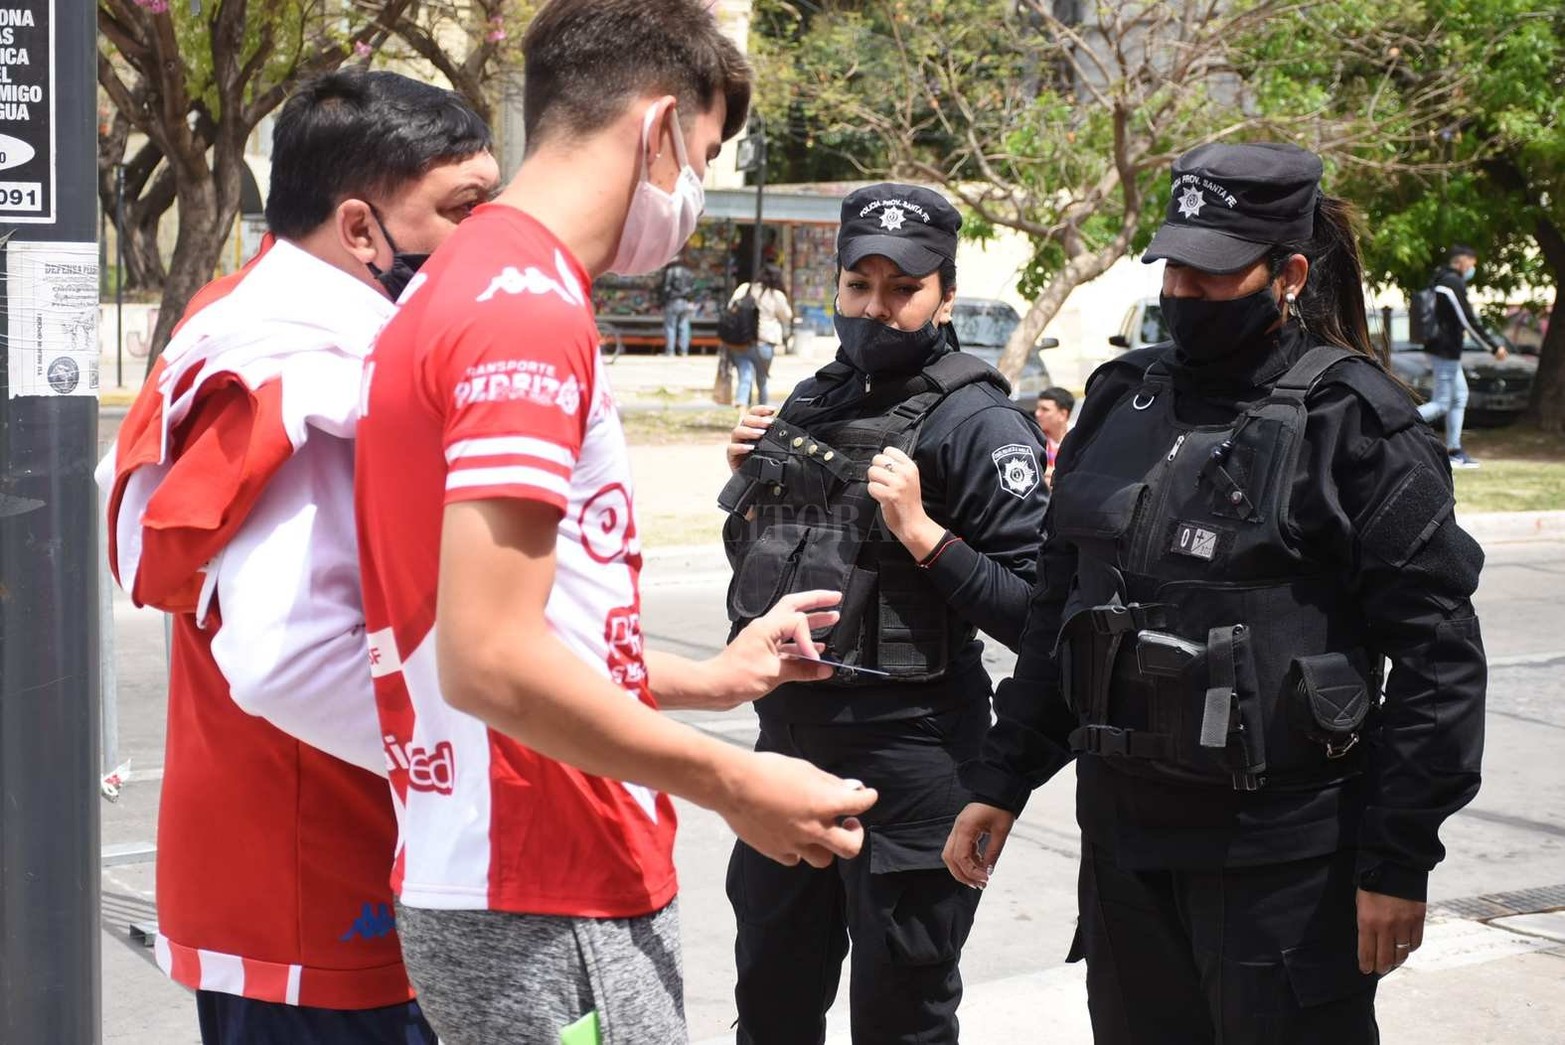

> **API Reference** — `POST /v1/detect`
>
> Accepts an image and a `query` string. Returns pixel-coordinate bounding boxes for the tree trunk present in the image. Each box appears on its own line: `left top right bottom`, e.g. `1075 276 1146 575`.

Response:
122 211 168 292
1525 213 1565 433
996 236 1136 381
1526 285 1565 434
998 267 1084 380
144 175 241 376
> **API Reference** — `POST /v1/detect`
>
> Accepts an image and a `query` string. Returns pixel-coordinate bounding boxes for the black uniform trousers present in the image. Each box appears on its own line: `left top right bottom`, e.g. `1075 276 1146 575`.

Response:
1074 839 1379 1045
727 700 988 1045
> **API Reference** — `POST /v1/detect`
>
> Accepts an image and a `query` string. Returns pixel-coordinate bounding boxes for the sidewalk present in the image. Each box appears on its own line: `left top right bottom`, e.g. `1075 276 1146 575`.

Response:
100 843 1565 1045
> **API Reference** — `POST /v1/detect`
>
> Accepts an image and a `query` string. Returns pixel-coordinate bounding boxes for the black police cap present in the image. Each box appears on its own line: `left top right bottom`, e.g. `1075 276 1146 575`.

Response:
837 183 961 278
1142 142 1323 275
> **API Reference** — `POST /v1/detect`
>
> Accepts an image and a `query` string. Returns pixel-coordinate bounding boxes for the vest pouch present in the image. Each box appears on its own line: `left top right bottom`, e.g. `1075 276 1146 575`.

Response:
1203 418 1285 524
1286 652 1370 758
870 544 950 679
728 522 857 622
1049 471 1147 567
823 565 877 663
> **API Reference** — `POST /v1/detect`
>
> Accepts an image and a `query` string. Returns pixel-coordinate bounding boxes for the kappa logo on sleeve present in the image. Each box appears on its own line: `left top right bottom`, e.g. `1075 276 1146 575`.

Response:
475 248 586 307
991 443 1041 499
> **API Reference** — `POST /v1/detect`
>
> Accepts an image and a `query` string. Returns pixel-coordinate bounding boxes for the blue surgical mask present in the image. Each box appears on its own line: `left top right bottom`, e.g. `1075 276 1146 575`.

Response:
1463 265 1477 283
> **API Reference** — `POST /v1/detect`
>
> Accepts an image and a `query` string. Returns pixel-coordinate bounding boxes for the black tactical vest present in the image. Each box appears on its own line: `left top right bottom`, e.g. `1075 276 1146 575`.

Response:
1051 345 1377 790
722 353 1006 683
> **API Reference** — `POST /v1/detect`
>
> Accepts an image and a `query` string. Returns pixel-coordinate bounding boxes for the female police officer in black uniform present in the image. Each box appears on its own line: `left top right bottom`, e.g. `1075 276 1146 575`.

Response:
945 144 1486 1043
720 183 1050 1044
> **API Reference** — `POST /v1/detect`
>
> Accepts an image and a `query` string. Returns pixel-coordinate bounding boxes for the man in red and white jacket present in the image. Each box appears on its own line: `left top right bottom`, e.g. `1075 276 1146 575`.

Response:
99 70 497 1044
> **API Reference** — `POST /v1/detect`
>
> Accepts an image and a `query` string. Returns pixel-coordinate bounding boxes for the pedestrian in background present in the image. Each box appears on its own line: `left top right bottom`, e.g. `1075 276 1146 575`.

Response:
1033 385 1074 486
662 251 697 356
1420 244 1508 468
948 142 1486 1045
729 262 792 406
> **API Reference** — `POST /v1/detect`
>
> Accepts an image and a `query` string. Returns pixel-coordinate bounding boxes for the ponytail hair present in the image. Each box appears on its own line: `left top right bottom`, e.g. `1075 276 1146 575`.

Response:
1268 195 1379 364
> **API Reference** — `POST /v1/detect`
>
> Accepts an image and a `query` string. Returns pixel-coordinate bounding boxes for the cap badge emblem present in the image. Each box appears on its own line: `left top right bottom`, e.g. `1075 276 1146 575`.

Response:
878 206 908 231
1177 187 1206 220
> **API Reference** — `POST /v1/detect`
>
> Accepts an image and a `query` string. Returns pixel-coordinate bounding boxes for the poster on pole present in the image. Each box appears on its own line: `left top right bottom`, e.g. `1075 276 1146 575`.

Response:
4 240 100 398
0 0 53 225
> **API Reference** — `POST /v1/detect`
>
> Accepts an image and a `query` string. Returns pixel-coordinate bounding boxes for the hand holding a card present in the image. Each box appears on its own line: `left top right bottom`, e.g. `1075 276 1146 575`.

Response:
666 590 841 711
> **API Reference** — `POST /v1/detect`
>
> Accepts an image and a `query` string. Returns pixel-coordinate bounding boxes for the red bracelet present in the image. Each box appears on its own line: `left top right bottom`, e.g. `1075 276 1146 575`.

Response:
918 531 963 569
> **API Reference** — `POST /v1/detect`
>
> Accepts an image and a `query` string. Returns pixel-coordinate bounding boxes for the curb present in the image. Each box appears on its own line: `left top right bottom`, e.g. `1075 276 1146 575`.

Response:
1456 510 1565 544
94 399 1565 548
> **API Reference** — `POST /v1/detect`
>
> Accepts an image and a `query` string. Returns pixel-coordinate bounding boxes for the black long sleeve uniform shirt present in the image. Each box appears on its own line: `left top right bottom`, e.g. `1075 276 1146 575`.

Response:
731 345 1050 724
963 326 1487 900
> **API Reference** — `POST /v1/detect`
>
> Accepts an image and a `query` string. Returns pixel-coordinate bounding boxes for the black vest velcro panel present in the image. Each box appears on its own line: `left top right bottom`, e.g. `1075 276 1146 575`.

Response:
725 354 1004 682
1051 346 1378 789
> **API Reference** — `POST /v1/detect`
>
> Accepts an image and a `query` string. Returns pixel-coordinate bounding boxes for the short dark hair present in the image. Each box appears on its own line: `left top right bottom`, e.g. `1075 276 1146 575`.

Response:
1039 387 1075 414
265 70 491 239
521 0 752 150
1449 244 1478 263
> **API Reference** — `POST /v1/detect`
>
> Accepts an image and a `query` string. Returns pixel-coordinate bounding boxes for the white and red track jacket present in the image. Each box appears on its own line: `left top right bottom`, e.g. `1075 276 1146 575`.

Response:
98 239 414 1009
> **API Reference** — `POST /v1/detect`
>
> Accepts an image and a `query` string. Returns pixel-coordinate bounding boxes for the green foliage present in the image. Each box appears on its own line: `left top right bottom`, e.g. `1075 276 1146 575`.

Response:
1288 0 1565 312
760 0 1466 299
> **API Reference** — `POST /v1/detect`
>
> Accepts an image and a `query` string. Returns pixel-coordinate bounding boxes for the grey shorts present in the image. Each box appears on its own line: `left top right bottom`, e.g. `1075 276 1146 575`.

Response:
395 899 685 1045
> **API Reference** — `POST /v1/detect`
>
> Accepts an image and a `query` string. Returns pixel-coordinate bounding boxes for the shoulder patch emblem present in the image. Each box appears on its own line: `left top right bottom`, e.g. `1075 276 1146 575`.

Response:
991 443 1041 499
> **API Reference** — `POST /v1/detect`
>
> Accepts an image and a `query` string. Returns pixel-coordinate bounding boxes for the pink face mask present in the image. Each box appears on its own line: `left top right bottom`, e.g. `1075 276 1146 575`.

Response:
609 105 706 276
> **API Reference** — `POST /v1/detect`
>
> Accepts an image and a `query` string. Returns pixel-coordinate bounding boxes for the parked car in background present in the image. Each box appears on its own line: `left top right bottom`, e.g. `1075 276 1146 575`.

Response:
950 297 1059 412
1372 308 1535 426
1109 297 1168 354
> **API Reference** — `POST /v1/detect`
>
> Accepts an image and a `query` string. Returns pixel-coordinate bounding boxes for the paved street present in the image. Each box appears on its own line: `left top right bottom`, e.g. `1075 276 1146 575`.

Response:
99 525 1565 1042
96 399 1565 1043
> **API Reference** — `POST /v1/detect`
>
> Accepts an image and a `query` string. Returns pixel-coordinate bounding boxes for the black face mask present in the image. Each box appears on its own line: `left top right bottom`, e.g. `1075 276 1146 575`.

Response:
833 312 944 376
1160 285 1282 364
368 210 430 301
370 252 430 302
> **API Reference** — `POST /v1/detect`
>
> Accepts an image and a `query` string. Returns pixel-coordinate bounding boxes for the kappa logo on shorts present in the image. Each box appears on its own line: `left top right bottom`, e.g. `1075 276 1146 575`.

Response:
991 443 1041 499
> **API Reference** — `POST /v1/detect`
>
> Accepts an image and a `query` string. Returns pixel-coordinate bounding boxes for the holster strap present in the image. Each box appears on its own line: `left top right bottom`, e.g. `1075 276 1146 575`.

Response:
1200 624 1240 749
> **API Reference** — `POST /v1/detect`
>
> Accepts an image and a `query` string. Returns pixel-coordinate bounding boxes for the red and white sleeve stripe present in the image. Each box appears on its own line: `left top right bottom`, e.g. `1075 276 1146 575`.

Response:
443 434 578 510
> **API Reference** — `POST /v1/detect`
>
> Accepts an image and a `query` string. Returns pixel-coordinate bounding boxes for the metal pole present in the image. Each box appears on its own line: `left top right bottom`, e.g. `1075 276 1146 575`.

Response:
749 118 766 286
114 164 124 390
99 196 107 297
0 0 104 1039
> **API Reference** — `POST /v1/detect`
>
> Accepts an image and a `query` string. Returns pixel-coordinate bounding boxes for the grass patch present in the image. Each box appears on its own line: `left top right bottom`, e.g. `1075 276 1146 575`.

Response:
621 407 737 445
1454 427 1565 512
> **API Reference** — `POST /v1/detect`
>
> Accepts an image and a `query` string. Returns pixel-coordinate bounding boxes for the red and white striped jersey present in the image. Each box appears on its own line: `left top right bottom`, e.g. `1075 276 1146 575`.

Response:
355 204 678 918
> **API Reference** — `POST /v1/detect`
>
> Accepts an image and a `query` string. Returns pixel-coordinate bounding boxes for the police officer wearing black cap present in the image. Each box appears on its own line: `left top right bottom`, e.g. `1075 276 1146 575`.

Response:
720 183 1050 1044
944 143 1487 1043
